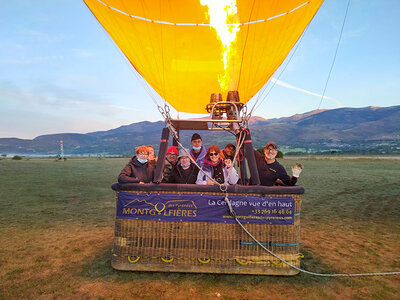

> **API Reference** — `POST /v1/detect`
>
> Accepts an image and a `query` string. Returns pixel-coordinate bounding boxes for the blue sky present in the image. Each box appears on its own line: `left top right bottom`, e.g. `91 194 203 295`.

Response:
1 0 399 139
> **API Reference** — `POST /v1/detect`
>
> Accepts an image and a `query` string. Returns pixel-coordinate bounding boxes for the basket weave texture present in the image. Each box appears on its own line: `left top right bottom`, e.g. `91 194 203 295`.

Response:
112 190 302 275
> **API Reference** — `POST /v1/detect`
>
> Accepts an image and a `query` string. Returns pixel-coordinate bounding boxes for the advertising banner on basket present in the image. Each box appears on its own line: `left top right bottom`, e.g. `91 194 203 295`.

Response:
117 192 295 225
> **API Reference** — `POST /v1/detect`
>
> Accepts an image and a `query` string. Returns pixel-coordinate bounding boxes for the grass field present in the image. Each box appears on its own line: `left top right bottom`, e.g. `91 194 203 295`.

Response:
0 157 399 299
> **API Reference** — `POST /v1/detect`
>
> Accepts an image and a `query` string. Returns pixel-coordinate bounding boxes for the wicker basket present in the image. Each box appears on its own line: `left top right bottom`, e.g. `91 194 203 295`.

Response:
111 183 303 275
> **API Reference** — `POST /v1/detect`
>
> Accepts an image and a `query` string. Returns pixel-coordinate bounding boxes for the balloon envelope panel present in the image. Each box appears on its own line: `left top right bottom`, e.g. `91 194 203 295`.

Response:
84 0 324 113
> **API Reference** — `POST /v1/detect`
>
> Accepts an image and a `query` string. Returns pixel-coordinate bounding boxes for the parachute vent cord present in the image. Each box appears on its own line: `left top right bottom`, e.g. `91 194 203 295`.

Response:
316 0 350 112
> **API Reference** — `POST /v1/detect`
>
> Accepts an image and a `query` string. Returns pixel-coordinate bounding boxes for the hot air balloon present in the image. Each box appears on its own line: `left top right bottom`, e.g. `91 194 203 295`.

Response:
84 0 324 275
84 0 323 113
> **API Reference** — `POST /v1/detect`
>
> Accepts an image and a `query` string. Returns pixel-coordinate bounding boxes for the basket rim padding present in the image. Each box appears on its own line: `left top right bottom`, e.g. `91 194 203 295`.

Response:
111 182 304 194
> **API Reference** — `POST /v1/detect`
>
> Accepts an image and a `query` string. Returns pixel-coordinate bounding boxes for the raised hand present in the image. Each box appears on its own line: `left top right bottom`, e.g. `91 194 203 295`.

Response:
292 162 303 178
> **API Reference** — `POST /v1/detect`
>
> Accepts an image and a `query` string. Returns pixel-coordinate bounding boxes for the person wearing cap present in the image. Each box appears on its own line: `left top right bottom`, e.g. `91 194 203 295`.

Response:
190 133 207 166
168 148 199 184
162 146 178 183
196 145 239 185
118 145 154 184
253 142 303 186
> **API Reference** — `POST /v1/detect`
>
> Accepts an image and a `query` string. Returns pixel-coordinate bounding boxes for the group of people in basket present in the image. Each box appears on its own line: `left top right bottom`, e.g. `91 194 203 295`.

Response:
118 133 303 186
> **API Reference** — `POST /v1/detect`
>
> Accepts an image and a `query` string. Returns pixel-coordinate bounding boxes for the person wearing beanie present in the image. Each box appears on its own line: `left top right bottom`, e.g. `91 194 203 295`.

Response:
162 146 178 182
190 133 207 166
168 148 199 184
252 141 303 186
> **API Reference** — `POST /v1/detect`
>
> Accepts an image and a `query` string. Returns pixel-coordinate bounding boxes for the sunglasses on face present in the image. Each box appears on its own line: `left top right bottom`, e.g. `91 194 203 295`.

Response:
209 152 219 157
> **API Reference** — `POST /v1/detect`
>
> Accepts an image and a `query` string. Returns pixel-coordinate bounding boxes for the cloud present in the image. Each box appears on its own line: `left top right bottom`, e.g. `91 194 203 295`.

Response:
72 48 97 58
344 27 365 39
0 56 61 65
270 77 343 108
0 83 144 138
1 85 139 115
22 29 70 42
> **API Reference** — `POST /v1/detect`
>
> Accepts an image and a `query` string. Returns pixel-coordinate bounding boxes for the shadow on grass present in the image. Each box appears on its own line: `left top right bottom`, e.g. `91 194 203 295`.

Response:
80 246 334 287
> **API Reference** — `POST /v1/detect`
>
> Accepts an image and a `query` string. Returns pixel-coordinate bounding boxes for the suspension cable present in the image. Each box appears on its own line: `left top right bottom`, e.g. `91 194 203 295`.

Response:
316 0 351 111
110 0 399 278
160 106 248 187
159 103 400 278
247 18 312 118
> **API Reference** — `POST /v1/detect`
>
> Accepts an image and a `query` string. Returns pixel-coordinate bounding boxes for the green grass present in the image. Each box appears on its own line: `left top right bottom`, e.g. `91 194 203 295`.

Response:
0 158 124 228
280 158 400 222
0 157 399 299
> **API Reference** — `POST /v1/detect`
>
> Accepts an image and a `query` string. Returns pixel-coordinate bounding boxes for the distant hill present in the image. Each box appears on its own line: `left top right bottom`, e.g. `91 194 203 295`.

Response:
1 105 399 156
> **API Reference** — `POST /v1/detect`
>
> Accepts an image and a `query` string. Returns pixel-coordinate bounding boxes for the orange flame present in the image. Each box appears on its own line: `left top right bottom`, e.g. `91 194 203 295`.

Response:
201 0 240 92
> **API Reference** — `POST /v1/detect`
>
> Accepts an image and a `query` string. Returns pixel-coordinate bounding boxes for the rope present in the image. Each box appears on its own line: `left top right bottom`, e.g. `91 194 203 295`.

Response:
316 0 351 111
155 6 398 274
223 196 400 277
162 109 248 187
248 17 312 118
157 107 400 277
160 107 400 277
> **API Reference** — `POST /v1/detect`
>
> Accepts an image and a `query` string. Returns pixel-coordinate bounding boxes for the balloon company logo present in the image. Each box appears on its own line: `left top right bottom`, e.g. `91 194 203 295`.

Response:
122 199 198 218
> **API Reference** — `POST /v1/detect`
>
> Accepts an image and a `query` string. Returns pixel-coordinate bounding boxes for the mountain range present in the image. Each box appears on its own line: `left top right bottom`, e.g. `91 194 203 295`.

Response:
1 105 399 156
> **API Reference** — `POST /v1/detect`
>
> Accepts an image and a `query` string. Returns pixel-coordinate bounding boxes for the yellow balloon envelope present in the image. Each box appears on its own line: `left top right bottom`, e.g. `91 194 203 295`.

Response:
84 0 324 113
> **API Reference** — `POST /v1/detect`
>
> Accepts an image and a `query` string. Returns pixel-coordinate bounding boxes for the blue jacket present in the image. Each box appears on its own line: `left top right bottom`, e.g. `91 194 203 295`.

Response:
190 145 207 166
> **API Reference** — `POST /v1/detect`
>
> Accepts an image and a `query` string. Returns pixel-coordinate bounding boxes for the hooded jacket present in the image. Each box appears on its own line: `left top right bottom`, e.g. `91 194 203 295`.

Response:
118 156 154 183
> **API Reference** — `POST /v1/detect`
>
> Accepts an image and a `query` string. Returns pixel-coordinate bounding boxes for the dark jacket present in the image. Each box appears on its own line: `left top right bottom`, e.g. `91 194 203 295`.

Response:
162 159 176 183
118 156 154 183
168 164 199 184
253 150 297 186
